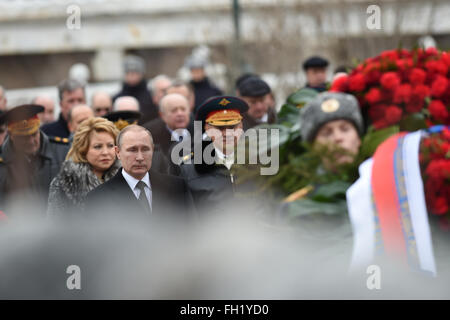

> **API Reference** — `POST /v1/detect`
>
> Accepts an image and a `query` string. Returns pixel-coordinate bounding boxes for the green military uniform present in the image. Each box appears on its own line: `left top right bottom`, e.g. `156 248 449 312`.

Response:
179 147 236 215
0 105 69 216
179 96 248 215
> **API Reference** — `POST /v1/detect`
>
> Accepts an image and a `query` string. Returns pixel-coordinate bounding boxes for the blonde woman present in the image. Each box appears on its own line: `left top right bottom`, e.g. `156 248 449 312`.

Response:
47 117 120 219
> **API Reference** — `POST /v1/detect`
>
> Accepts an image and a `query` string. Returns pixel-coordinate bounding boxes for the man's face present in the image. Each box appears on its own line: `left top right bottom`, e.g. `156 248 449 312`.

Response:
242 95 270 120
42 105 55 124
10 130 41 156
35 97 55 124
116 129 153 180
92 94 112 117
166 86 195 112
190 68 205 82
314 119 361 165
205 122 244 155
60 88 86 121
125 72 143 86
69 107 94 133
264 93 276 109
0 88 7 111
306 67 327 87
161 97 190 131
152 79 172 106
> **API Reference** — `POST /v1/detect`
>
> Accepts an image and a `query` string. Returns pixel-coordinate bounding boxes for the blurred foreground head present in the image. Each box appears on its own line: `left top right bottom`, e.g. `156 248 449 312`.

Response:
301 92 363 166
2 104 44 156
0 208 449 299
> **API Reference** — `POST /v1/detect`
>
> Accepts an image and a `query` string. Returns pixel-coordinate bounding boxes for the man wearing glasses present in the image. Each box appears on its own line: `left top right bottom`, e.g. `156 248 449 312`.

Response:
91 91 113 117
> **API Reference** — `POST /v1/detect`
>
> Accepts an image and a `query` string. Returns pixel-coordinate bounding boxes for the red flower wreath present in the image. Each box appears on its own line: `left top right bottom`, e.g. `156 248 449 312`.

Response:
330 48 450 130
419 127 450 231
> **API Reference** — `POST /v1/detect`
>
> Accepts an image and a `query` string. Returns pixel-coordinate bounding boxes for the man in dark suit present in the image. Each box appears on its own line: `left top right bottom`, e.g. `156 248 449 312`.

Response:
41 79 86 139
237 77 277 131
85 125 194 224
144 94 191 157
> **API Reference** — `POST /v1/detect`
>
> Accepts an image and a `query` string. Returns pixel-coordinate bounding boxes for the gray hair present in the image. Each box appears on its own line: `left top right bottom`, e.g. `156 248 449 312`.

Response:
159 93 189 115
168 79 194 94
149 75 172 92
57 79 85 101
116 124 153 149
113 96 140 111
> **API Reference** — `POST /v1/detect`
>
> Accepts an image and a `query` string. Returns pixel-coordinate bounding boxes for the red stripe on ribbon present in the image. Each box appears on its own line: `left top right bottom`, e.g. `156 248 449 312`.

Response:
371 133 408 262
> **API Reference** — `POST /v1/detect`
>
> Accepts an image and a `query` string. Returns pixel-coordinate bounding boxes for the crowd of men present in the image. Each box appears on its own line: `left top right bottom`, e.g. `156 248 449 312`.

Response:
0 54 332 222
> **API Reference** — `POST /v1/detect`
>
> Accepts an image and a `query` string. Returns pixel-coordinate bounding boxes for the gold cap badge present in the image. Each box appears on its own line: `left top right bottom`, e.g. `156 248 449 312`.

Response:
218 98 231 106
321 99 340 113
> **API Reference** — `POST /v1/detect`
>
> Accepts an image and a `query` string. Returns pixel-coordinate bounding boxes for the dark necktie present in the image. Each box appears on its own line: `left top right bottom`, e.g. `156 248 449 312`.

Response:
136 181 151 214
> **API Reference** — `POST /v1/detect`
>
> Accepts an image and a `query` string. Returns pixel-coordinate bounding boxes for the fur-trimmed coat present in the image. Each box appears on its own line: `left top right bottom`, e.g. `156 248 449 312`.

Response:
47 160 120 219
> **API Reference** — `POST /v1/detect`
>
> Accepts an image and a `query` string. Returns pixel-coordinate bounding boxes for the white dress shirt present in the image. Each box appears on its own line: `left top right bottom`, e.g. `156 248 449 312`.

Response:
259 113 268 123
215 148 234 170
121 169 152 211
167 126 189 142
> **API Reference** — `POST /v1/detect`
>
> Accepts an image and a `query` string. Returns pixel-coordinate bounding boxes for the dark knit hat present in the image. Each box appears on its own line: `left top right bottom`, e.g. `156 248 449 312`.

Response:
300 92 364 142
124 55 146 74
238 77 271 97
303 56 329 70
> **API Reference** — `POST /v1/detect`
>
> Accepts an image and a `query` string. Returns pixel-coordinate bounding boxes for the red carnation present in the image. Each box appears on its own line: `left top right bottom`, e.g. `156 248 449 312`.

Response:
433 197 449 216
431 75 449 98
443 127 450 140
426 159 450 180
441 52 450 67
365 70 382 85
394 84 412 104
396 58 413 71
365 88 382 104
385 105 403 125
425 47 439 56
329 75 349 92
409 68 427 85
380 72 401 90
412 84 431 101
364 61 381 73
348 73 366 92
405 85 430 113
428 100 449 123
380 50 399 61
425 60 448 76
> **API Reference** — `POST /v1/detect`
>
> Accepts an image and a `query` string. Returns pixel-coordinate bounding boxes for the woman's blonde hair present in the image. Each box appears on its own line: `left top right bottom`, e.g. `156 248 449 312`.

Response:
66 117 119 163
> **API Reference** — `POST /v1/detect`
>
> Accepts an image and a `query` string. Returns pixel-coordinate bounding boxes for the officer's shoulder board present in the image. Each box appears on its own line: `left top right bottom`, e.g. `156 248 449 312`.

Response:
180 152 194 165
49 136 70 144
282 185 314 203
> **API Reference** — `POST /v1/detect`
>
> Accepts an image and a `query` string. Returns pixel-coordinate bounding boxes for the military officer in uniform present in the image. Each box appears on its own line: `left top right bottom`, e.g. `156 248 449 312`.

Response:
0 104 69 217
179 96 249 215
